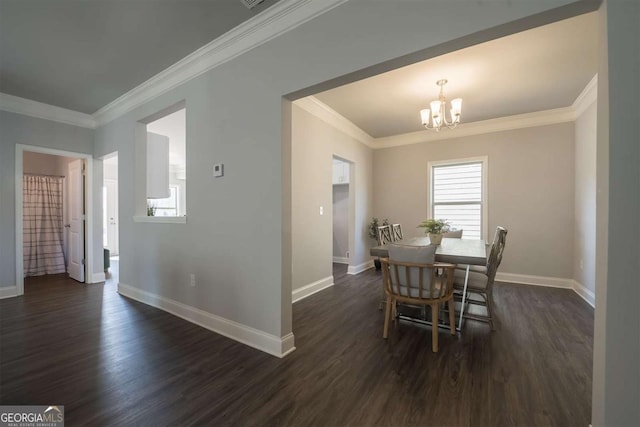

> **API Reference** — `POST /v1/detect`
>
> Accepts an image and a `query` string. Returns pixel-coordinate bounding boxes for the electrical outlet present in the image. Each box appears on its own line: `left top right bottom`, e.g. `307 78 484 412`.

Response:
346 251 350 258
190 273 196 287
580 260 584 270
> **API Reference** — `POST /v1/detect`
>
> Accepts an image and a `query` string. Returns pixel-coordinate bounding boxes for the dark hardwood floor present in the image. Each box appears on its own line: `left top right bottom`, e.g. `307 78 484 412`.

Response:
1 262 593 426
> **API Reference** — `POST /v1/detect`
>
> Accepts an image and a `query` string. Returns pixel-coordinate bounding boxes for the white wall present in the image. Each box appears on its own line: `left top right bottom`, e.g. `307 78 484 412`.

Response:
291 104 372 291
332 183 349 261
0 110 94 289
23 151 76 176
573 100 597 296
373 123 575 279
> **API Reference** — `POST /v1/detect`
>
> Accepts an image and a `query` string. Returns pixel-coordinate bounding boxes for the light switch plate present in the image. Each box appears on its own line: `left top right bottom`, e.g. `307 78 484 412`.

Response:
213 163 224 177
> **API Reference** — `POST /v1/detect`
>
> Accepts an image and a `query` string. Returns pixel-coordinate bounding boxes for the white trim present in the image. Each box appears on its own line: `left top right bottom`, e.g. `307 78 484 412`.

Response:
374 107 575 149
347 260 374 275
294 97 374 147
91 272 106 283
571 279 596 308
0 93 96 129
133 215 187 224
572 74 598 117
118 282 296 358
495 272 574 288
93 0 347 126
0 286 19 299
292 276 334 303
15 144 96 296
333 256 349 264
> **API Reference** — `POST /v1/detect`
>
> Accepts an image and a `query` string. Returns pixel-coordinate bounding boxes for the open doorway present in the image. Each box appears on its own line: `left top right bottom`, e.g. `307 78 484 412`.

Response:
19 148 92 291
102 153 119 281
332 156 351 270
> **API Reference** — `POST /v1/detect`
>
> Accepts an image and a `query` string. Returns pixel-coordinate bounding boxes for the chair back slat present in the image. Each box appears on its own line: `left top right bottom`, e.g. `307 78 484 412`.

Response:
377 225 392 245
381 259 456 303
391 224 403 241
486 226 508 281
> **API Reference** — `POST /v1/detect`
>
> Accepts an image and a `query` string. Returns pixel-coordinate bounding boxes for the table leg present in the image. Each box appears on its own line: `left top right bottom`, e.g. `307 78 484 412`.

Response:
457 264 470 331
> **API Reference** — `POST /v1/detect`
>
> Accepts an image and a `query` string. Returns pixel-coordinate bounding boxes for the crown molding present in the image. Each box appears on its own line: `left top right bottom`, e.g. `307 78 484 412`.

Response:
373 107 576 149
294 96 375 147
0 93 95 129
93 0 347 126
572 74 598 117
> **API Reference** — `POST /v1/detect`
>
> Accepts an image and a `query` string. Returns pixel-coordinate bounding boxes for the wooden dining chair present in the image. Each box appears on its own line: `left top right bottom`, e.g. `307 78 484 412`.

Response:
381 244 456 352
453 226 507 330
391 224 403 241
377 225 392 245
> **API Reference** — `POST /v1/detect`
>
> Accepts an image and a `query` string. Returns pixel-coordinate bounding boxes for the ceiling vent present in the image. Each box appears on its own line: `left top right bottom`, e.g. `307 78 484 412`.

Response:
240 0 265 9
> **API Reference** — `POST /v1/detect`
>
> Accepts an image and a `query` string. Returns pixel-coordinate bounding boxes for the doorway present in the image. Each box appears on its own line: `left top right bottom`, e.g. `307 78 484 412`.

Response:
332 157 351 267
15 144 96 295
102 153 119 279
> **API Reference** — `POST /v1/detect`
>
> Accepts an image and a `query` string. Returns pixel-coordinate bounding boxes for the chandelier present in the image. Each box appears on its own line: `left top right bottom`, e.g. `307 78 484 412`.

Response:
420 79 462 131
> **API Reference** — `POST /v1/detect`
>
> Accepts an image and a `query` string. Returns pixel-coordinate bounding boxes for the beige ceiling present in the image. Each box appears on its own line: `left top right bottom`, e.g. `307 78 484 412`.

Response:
314 12 598 139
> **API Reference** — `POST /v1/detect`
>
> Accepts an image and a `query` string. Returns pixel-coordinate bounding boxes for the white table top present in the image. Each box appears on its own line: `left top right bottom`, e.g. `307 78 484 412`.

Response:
370 237 487 266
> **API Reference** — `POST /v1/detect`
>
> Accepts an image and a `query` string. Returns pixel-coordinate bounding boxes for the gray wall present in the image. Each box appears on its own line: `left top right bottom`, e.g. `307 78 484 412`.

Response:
592 0 640 424
573 101 597 294
291 104 372 290
373 123 575 279
90 1 587 341
332 184 349 260
0 110 94 287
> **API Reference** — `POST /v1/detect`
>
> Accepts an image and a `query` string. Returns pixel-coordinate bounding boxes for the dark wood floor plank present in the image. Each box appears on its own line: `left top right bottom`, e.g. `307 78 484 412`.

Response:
0 262 593 426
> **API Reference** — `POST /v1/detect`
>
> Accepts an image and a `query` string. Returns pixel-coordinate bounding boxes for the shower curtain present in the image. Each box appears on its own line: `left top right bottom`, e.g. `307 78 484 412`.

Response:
23 175 66 277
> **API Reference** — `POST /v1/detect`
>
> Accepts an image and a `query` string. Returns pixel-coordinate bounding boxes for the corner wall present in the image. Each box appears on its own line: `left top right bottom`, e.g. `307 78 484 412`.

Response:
291 103 373 293
573 100 597 305
373 122 575 280
0 110 94 290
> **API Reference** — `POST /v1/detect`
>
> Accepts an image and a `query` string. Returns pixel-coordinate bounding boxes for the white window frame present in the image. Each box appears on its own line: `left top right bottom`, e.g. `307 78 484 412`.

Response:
427 156 488 240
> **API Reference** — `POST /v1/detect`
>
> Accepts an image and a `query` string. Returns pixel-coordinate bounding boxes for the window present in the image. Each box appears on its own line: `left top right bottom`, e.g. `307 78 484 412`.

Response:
429 158 487 240
150 186 179 217
142 103 186 219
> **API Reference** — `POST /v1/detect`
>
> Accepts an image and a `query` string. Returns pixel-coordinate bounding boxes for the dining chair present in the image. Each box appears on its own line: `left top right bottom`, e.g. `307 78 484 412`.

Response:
391 224 403 241
443 229 463 238
453 226 507 330
377 225 392 245
381 244 456 352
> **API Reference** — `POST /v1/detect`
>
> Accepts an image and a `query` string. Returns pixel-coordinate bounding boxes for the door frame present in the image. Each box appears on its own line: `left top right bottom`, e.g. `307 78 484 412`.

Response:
15 144 97 296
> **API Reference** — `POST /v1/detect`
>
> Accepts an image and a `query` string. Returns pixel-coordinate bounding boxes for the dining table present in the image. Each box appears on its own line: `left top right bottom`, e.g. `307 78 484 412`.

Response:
370 236 487 331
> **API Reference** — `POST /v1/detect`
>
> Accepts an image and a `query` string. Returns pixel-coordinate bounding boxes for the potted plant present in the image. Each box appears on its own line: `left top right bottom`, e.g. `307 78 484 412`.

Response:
147 200 157 217
368 217 389 270
417 218 451 245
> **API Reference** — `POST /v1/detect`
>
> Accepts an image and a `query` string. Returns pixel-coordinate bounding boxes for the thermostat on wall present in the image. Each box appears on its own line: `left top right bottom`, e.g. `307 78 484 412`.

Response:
213 163 224 177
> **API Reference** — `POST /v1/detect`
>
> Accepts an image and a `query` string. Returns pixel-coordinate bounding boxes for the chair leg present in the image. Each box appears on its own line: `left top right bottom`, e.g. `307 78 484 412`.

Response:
485 290 495 331
391 299 397 321
383 296 392 339
431 303 439 352
448 298 456 335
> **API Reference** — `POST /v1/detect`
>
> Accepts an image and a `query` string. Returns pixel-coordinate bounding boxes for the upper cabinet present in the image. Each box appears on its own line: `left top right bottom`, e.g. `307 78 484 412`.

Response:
332 160 349 185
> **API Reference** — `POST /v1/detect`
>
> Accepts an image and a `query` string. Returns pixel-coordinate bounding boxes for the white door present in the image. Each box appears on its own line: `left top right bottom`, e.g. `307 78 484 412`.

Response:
68 159 85 282
104 179 119 255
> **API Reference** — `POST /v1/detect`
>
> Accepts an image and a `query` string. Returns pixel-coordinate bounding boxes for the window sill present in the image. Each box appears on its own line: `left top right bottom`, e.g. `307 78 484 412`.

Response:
133 216 187 224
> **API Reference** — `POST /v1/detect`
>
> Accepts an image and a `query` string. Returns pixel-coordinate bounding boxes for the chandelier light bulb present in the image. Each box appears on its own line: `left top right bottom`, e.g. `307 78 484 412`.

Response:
419 79 462 131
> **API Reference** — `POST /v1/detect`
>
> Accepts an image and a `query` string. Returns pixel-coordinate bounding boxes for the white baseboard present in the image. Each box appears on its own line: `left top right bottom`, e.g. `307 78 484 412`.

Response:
495 272 573 288
332 257 349 264
0 286 18 299
571 280 596 308
117 282 296 358
347 260 374 275
292 276 334 303
496 272 596 308
90 272 106 283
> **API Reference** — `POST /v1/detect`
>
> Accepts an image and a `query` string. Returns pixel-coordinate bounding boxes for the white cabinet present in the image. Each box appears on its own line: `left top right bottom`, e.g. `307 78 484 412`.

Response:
147 132 170 199
332 160 349 184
